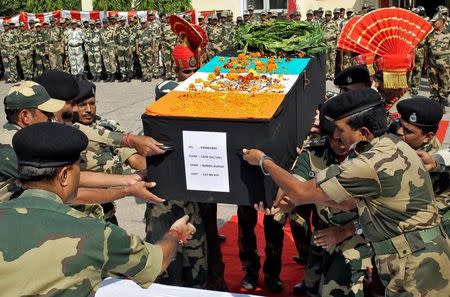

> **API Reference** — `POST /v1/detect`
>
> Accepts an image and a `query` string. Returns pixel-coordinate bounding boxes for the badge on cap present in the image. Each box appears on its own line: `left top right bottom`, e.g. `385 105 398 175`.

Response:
346 76 352 84
308 171 316 178
409 112 417 123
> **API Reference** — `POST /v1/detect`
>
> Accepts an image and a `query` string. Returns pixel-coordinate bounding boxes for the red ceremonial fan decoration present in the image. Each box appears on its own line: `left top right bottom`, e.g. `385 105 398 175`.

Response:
169 15 203 50
341 7 432 88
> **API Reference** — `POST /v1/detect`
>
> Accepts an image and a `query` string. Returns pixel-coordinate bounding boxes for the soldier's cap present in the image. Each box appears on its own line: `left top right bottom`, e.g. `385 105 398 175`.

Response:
34 70 80 102
362 3 369 9
109 16 117 20
119 16 126 21
334 66 371 87
35 22 41 27
73 80 96 103
237 16 243 21
211 14 218 20
318 102 336 136
261 11 268 16
431 12 445 22
43 20 49 25
96 19 101 24
28 19 35 23
89 20 95 25
71 19 78 24
397 97 443 128
155 80 179 100
306 9 314 15
139 17 147 23
49 17 55 22
59 18 65 24
441 7 449 14
417 6 425 12
248 5 254 10
325 10 333 16
172 44 198 68
318 7 324 12
10 22 17 27
347 8 354 12
13 122 88 169
4 81 65 113
159 12 167 17
340 8 345 11
334 8 341 13
221 11 228 17
243 10 249 15
322 88 383 121
148 11 155 16
412 8 420 13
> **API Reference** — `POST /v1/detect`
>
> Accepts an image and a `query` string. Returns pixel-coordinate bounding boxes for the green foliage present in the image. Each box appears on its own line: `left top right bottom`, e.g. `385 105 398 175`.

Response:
0 0 26 16
235 20 328 56
24 0 80 12
135 0 192 13
93 0 133 11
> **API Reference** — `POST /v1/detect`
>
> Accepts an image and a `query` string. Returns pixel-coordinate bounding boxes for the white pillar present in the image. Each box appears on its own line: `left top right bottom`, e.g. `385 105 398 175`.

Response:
81 0 93 11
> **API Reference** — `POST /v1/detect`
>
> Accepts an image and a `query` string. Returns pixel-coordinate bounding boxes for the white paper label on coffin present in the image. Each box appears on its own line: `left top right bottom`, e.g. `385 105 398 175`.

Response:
183 131 230 192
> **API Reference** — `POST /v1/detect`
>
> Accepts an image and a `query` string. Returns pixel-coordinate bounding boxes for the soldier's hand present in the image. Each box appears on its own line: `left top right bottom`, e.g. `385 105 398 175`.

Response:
242 148 265 166
273 194 296 213
123 170 147 185
125 181 165 204
170 215 197 241
313 225 351 251
128 135 166 156
417 151 437 172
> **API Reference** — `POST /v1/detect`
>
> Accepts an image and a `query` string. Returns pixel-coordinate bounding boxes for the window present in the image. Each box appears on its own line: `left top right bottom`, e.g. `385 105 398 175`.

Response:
245 0 288 11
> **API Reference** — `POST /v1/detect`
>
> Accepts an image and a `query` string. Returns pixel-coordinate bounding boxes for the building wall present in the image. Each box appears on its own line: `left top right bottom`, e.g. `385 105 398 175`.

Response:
191 0 243 18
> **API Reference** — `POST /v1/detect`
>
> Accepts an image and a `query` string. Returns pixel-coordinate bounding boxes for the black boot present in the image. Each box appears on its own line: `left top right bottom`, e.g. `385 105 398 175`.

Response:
293 281 307 296
119 74 126 82
126 74 131 82
110 74 115 82
264 274 284 293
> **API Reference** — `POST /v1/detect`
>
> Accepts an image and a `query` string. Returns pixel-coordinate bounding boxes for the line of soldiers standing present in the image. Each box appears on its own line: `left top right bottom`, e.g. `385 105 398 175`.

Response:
0 12 180 84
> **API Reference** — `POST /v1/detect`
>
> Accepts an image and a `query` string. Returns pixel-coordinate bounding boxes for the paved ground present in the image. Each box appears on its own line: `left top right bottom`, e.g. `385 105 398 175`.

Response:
0 77 448 237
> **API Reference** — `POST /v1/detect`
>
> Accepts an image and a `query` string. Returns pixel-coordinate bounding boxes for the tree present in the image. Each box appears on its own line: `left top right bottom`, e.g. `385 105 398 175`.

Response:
0 0 26 16
24 0 80 12
135 0 192 13
93 0 134 11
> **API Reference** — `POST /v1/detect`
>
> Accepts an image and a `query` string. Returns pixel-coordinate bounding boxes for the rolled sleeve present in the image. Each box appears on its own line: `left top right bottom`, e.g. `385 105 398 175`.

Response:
316 165 353 203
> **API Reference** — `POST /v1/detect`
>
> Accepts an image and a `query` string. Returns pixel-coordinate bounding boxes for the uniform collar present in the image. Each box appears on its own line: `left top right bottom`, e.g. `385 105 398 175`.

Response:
20 188 64 204
2 122 21 131
419 137 441 154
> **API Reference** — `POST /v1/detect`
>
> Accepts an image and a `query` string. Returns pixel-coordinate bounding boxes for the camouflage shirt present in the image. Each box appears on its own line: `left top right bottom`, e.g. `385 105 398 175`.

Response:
0 29 18 54
160 23 177 48
0 123 21 203
316 134 440 242
115 25 131 47
83 27 101 50
321 20 339 45
0 188 163 296
100 25 116 48
426 29 450 57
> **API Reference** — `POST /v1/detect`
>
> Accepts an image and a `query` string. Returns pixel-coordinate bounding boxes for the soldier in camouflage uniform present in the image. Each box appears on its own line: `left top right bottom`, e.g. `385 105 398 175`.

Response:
244 88 450 297
17 22 35 80
222 11 235 48
136 18 156 82
100 17 117 82
65 20 85 78
396 98 450 237
426 13 450 108
206 15 225 58
148 12 162 79
84 20 102 81
129 16 141 79
115 17 132 82
322 11 339 80
0 121 197 297
0 23 19 83
47 17 64 70
34 22 49 77
160 13 178 80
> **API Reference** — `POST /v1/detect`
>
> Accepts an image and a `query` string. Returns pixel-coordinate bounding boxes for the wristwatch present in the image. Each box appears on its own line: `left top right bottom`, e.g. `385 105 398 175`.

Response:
353 220 363 236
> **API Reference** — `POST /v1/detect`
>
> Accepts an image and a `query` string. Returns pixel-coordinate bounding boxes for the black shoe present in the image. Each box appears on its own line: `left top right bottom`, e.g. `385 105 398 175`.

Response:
126 75 131 82
293 255 307 265
218 234 226 243
293 281 307 296
110 75 115 83
241 274 258 290
119 76 126 82
141 77 147 82
265 274 284 293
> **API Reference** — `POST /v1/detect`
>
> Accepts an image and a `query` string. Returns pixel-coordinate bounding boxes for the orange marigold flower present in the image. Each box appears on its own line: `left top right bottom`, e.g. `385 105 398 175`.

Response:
214 66 221 76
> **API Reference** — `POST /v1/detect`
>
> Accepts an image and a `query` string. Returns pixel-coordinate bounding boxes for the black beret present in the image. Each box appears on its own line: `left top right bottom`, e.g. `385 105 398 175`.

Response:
34 70 80 101
322 88 383 121
319 102 335 136
13 122 88 168
397 96 443 128
73 80 96 103
334 66 370 87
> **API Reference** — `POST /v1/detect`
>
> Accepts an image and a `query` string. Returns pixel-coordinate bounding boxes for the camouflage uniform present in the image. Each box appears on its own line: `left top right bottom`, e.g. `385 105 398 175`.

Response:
129 20 141 78
0 188 163 296
409 39 426 95
160 22 178 79
316 134 450 296
149 20 162 78
115 23 133 80
426 28 450 104
419 138 450 237
65 26 85 76
0 123 21 203
17 26 35 80
0 26 19 82
293 141 373 297
206 24 225 58
322 19 339 80
145 200 208 288
100 22 117 79
84 25 102 79
137 22 155 81
47 23 64 70
34 27 49 76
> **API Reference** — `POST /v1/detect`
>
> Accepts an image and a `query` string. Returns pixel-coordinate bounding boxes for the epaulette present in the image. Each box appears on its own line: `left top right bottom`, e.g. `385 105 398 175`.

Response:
304 135 328 149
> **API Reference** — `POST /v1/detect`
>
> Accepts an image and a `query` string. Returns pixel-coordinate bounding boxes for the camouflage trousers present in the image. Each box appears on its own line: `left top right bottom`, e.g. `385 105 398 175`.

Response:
1 53 18 82
18 52 34 80
67 45 84 75
34 49 49 77
139 47 154 80
427 55 450 101
409 48 425 95
326 46 336 80
117 47 132 76
373 228 450 296
289 204 317 262
145 200 208 288
86 48 102 76
48 48 63 70
305 229 373 297
101 46 117 74
161 45 176 79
